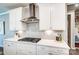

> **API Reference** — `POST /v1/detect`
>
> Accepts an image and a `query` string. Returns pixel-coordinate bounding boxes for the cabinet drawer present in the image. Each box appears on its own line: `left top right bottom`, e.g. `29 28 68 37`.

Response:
52 48 69 54
17 51 36 55
37 45 69 55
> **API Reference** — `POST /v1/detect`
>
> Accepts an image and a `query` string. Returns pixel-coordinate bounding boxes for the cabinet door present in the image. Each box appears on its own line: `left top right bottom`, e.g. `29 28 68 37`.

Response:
37 45 52 55
4 41 16 55
15 7 23 30
39 4 50 30
17 42 36 55
37 45 69 55
9 9 16 30
51 3 66 30
37 45 57 55
9 7 23 30
39 4 66 30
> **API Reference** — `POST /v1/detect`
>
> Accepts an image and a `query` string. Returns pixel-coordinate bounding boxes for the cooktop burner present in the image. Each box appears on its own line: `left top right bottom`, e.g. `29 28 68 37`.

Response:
18 37 41 43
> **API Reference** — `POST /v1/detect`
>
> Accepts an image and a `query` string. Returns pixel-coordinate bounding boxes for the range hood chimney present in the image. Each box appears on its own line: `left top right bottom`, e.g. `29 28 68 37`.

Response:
28 3 36 19
21 3 39 23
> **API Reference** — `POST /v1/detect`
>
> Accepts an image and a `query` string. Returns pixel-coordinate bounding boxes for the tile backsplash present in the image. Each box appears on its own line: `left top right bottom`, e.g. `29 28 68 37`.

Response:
22 22 63 40
4 22 63 40
25 31 41 38
23 31 60 40
26 22 39 32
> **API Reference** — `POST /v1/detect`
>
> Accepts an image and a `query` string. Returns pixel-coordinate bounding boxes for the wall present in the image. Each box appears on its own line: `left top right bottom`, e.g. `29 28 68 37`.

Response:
0 14 9 47
0 13 16 47
0 22 4 47
63 4 68 44
2 14 16 39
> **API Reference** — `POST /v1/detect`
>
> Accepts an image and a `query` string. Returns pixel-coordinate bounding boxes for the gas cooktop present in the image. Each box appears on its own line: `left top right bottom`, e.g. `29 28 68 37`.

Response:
18 37 41 43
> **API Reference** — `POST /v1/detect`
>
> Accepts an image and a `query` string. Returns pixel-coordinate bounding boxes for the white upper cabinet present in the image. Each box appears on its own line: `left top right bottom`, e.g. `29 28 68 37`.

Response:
9 8 16 30
51 3 66 30
39 3 66 30
9 7 27 31
39 4 50 30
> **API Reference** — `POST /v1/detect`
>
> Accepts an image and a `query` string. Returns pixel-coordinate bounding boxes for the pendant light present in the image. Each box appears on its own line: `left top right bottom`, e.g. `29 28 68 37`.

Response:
45 8 55 35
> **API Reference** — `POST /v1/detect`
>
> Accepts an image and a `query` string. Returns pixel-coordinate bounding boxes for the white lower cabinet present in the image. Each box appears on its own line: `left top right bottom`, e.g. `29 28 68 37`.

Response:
4 41 16 55
16 42 36 55
4 41 36 55
37 45 69 55
4 40 69 55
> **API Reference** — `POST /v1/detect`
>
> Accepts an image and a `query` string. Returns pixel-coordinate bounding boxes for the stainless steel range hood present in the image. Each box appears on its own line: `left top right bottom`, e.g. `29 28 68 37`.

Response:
21 3 39 23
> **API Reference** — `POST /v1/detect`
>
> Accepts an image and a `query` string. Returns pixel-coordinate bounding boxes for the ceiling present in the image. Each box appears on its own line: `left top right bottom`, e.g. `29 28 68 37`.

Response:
0 3 29 14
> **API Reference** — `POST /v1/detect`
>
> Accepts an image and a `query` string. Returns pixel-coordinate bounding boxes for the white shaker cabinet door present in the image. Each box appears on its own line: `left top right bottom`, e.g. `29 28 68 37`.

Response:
4 41 16 55
51 3 66 30
39 4 50 30
39 4 66 31
9 7 24 31
37 45 69 55
9 9 16 30
17 42 36 55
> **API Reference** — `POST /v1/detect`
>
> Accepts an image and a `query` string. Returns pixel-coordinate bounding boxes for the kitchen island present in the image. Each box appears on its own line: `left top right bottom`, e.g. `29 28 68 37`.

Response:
4 38 70 55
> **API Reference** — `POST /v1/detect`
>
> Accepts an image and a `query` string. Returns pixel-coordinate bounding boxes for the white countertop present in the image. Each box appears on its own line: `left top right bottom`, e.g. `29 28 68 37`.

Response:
4 36 24 41
4 37 19 42
37 39 70 49
5 38 70 49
